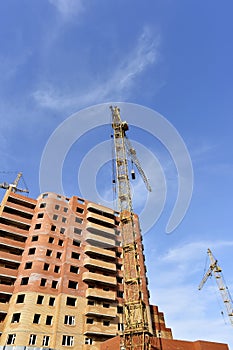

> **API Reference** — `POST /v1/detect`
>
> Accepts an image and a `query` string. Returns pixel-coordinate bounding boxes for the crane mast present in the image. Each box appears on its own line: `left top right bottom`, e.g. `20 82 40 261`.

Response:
110 106 152 350
198 248 233 327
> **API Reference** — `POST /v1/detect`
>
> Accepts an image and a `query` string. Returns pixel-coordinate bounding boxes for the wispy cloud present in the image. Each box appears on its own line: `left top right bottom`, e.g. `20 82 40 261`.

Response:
48 0 84 19
32 27 160 110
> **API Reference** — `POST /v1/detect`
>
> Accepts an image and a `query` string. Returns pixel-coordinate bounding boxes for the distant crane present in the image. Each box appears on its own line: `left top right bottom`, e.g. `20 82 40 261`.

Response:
0 172 29 193
198 248 233 327
0 172 29 216
110 106 153 350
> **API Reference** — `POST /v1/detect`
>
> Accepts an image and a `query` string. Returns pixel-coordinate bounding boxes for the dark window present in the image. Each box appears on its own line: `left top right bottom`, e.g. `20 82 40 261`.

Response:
42 335 50 347
33 314 40 324
48 237 54 244
66 297 76 306
39 203 46 208
34 223 41 230
85 338 92 345
16 294 25 303
46 249 52 257
25 262 32 269
7 334 16 345
117 277 123 284
86 318 93 324
21 277 29 285
37 213 44 219
60 227 65 234
68 280 78 289
43 263 49 271
103 320 110 326
76 207 84 214
74 227 82 234
53 214 58 220
40 278 47 287
70 265 79 274
116 264 122 270
75 217 83 224
87 300 94 305
32 235 38 241
58 239 63 246
73 239 80 247
28 248 36 255
62 335 74 346
51 225 56 231
29 334 37 346
42 194 48 198
117 291 124 298
62 217 66 223
56 252 62 259
64 207 68 213
71 252 80 260
103 303 110 308
117 306 123 314
55 204 60 210
46 315 53 325
37 295 44 305
116 251 121 258
51 280 58 289
64 315 75 325
54 265 60 273
49 297 55 306
11 313 20 323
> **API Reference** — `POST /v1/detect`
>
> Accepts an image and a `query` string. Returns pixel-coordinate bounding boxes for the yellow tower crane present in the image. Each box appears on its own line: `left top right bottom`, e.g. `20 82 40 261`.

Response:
198 248 233 327
110 106 153 350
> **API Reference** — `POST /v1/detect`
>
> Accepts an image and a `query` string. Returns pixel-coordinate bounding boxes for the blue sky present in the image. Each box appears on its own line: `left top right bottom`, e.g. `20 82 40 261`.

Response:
0 0 233 347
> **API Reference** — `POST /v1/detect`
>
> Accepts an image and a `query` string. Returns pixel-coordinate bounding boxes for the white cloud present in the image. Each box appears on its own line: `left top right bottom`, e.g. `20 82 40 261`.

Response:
48 0 84 19
32 27 160 110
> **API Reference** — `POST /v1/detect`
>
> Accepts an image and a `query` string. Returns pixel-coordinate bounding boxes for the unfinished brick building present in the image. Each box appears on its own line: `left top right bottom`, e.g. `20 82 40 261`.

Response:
0 189 229 350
